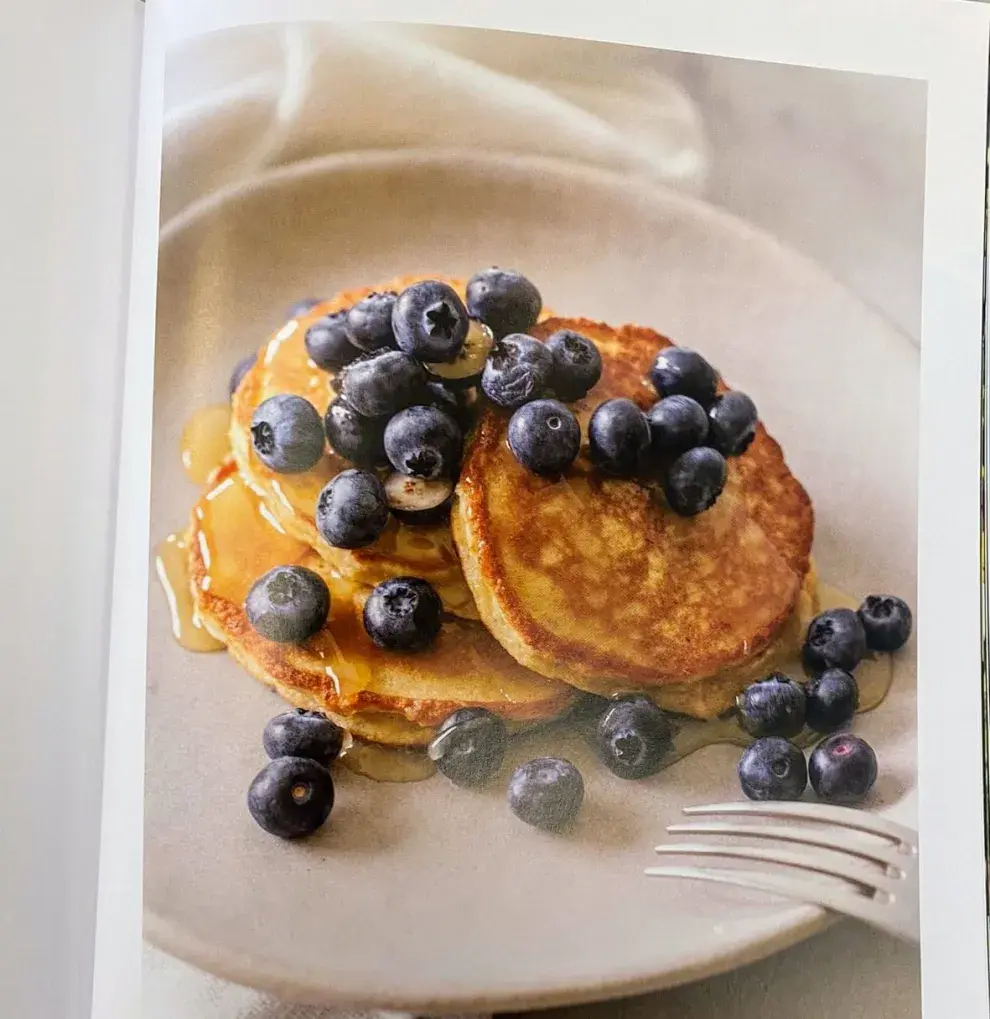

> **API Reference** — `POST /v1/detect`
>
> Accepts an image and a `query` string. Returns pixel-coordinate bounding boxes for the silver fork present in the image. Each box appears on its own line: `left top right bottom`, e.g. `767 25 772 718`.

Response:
645 801 918 942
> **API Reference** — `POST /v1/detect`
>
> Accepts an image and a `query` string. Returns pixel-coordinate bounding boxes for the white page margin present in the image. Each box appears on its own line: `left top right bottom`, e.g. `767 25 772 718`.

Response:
103 2 989 1016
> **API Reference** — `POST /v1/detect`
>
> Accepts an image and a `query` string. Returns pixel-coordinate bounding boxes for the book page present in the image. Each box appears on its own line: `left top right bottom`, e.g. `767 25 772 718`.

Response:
93 2 990 1018
0 2 143 1019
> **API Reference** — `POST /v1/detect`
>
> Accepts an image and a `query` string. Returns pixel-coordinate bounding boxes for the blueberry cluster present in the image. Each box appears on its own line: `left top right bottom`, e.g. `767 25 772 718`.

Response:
733 592 912 803
247 709 345 838
641 349 755 516
427 708 584 832
465 274 757 517
247 275 554 549
524 342 756 517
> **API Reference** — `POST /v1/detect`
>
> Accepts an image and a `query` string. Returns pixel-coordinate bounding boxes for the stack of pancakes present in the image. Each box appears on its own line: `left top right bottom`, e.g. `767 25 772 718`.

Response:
186 276 816 747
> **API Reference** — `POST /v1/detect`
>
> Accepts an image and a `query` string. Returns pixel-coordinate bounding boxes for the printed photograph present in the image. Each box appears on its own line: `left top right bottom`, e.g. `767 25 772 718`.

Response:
145 22 922 1013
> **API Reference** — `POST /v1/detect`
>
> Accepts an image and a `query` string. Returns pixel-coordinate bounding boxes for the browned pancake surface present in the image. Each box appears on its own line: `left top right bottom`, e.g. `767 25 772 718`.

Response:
453 317 814 689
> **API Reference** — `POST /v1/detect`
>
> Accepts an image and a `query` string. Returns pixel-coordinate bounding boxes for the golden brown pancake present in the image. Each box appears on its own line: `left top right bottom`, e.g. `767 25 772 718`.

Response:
188 460 576 746
453 317 815 711
230 277 479 618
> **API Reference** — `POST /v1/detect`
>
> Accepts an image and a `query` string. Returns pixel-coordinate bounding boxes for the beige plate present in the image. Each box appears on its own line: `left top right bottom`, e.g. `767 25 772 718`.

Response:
146 150 918 1011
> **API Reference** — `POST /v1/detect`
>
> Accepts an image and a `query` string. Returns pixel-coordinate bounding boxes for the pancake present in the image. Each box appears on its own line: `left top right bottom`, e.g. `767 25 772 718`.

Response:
189 460 576 746
570 566 818 718
453 317 815 716
230 276 480 618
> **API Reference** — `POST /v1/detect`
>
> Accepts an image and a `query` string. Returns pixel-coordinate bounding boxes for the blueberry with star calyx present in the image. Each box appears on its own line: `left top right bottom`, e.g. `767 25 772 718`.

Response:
802 608 867 675
858 595 913 653
392 280 469 363
251 395 325 473
545 329 602 401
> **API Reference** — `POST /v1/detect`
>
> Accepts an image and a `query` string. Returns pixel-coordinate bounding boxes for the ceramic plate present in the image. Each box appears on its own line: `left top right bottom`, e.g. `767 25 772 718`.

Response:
145 151 918 1011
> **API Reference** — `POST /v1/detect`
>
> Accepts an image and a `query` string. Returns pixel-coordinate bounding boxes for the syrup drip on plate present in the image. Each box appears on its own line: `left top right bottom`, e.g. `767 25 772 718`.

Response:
154 533 224 652
338 740 437 783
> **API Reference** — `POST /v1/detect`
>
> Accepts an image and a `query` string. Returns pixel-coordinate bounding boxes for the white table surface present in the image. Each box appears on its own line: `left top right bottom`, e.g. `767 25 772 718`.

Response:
144 50 925 1019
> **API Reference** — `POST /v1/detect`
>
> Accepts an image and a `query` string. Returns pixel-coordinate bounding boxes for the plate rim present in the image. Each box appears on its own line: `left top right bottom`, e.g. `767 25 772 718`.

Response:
159 146 918 353
148 147 914 1009
145 904 834 1011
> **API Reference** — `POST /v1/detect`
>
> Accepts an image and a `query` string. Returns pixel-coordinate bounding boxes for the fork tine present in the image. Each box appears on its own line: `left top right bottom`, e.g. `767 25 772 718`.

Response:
644 865 891 929
653 842 899 892
663 822 902 868
681 802 916 846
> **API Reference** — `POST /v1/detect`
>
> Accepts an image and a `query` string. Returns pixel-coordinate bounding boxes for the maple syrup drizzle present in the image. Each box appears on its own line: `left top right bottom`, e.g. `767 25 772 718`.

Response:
180 403 232 485
250 324 460 578
154 533 225 652
338 740 437 783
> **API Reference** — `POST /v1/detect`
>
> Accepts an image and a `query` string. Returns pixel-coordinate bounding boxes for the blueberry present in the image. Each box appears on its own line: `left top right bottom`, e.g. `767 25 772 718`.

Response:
345 291 398 352
323 397 388 468
736 673 806 739
315 469 389 549
858 595 913 652
245 565 330 643
228 352 256 399
708 391 758 456
263 709 345 766
663 446 726 516
480 334 554 409
427 707 508 787
808 733 877 804
422 380 460 414
251 394 325 473
339 350 427 418
363 576 442 651
805 668 859 733
247 756 334 839
647 395 709 456
305 311 362 371
384 405 463 480
568 693 612 741
545 329 602 401
588 398 651 476
383 473 454 525
596 694 674 779
737 737 807 801
507 399 580 476
392 280 469 363
507 757 584 831
802 608 867 675
465 268 542 339
649 347 718 406
288 297 322 318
